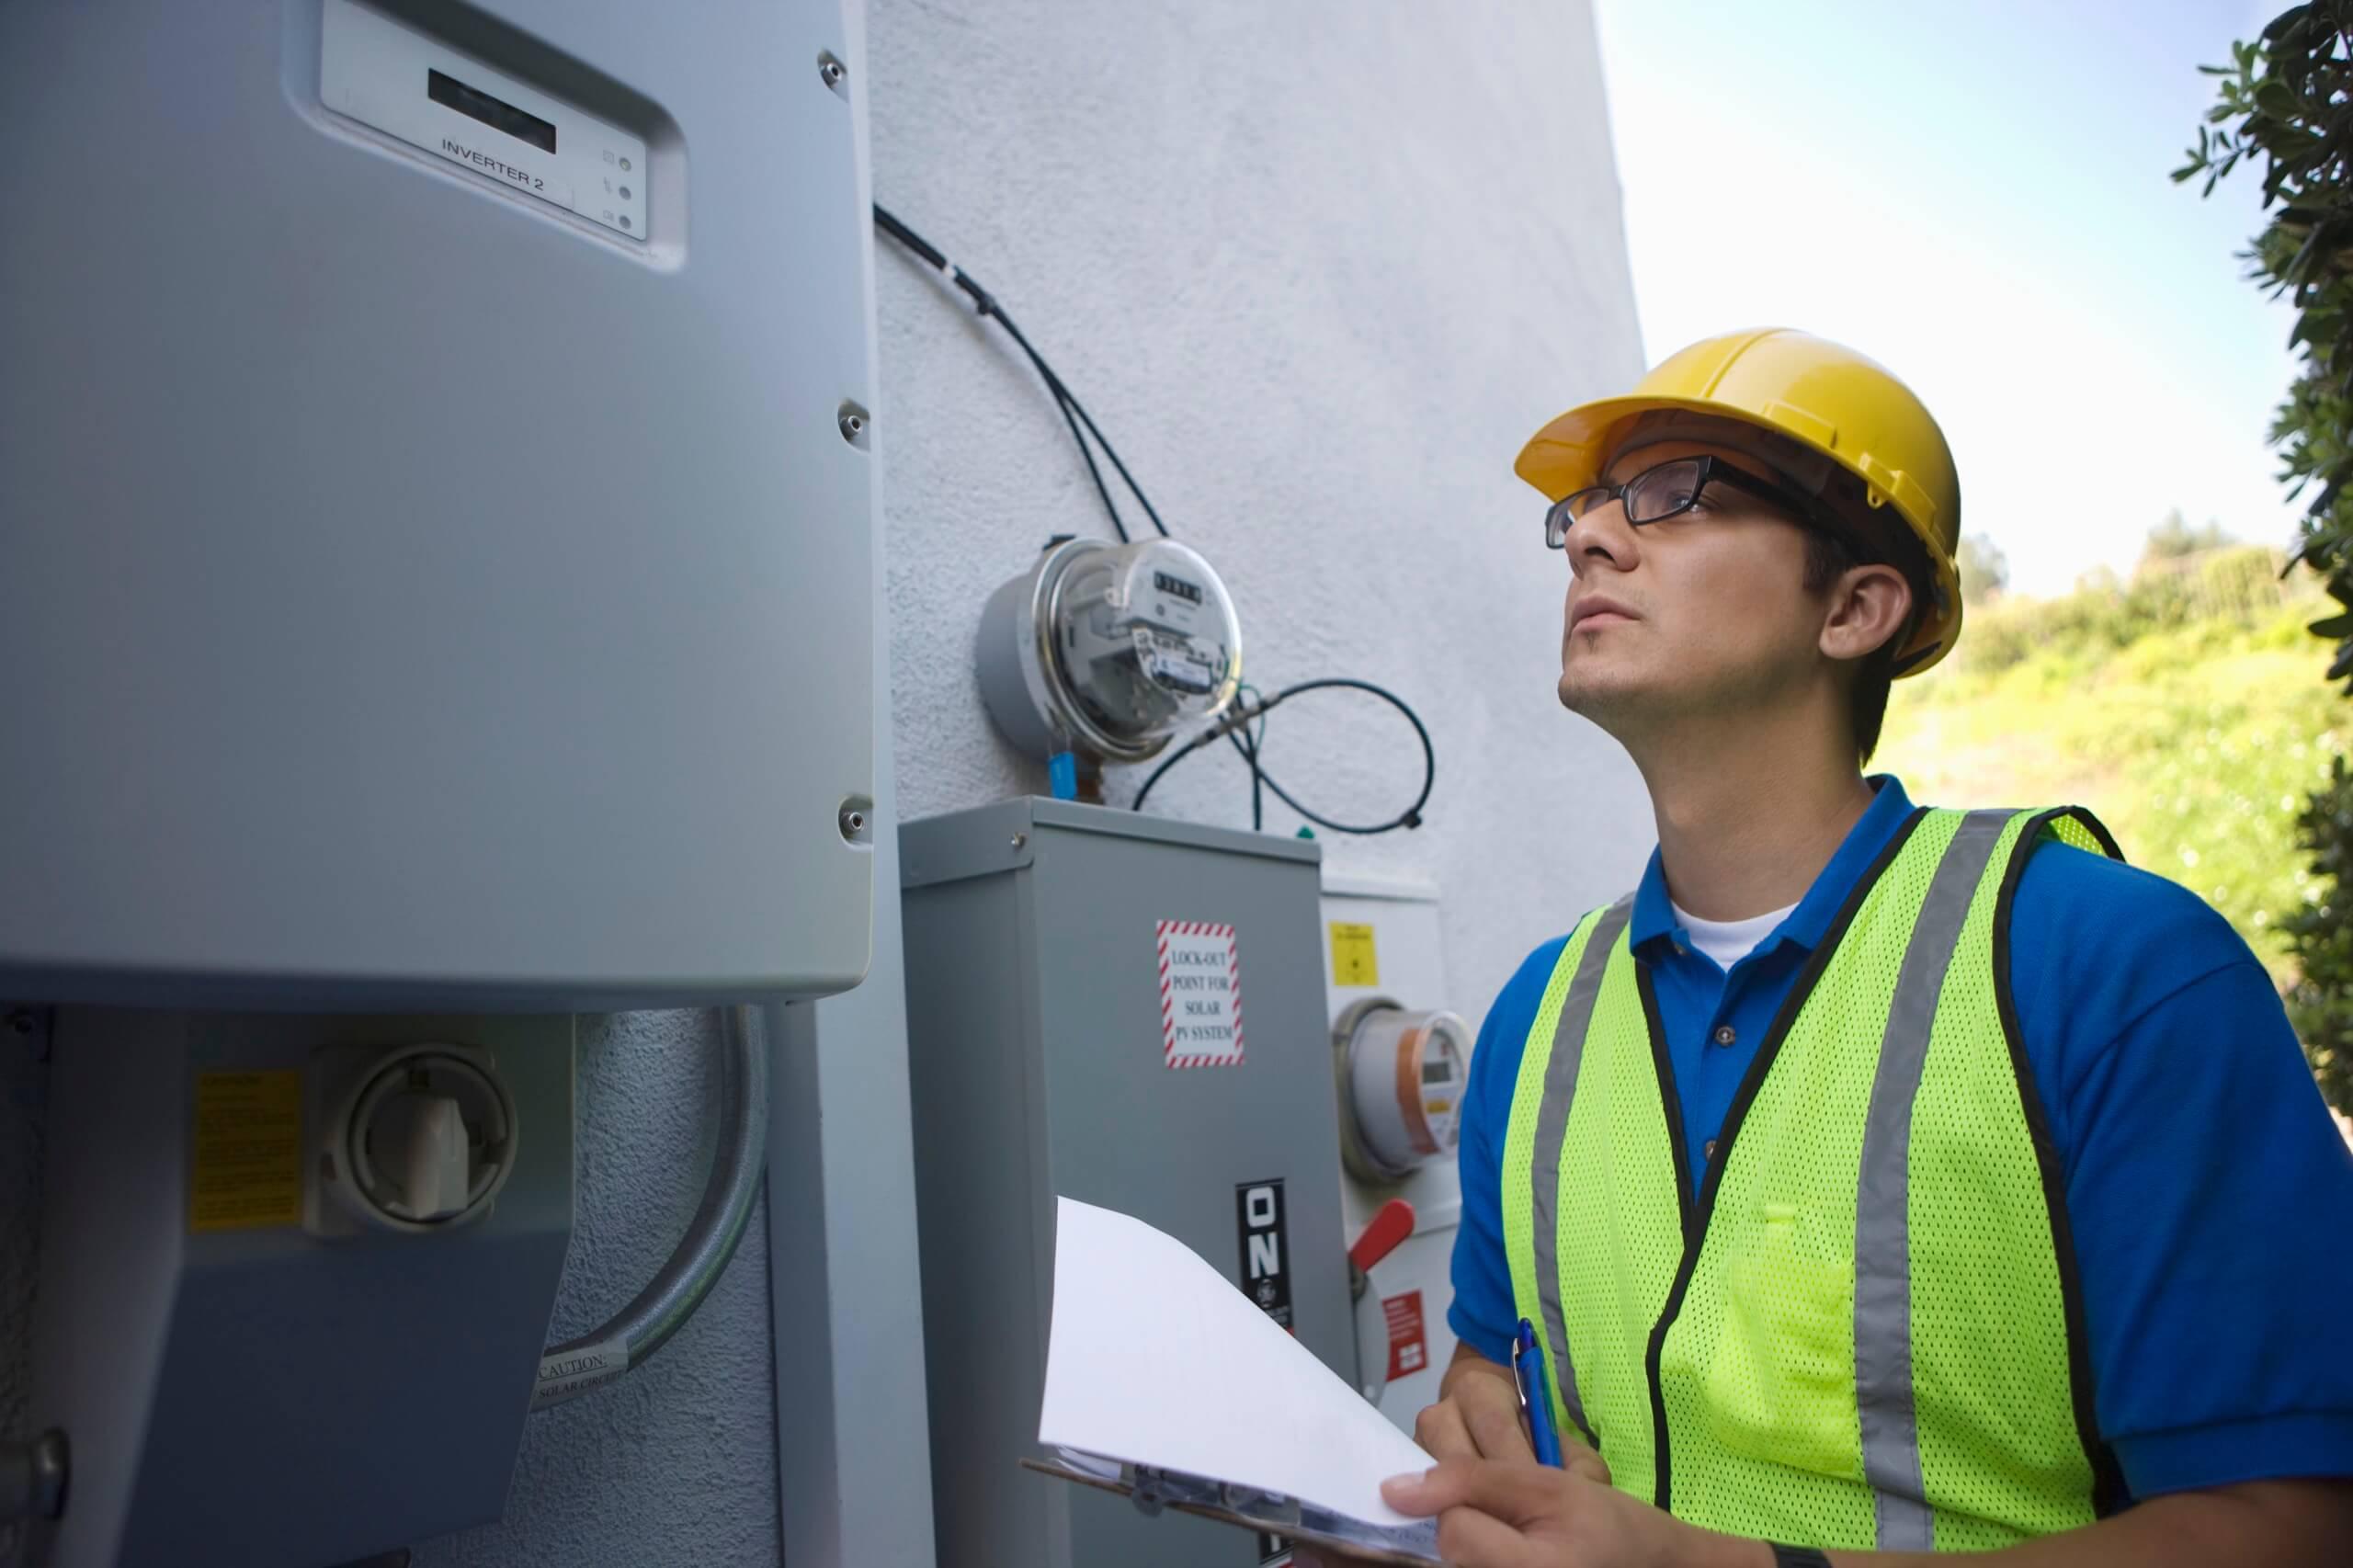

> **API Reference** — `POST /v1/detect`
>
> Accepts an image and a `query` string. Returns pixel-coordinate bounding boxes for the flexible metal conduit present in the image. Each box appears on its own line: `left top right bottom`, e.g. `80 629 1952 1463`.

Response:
530 1006 769 1411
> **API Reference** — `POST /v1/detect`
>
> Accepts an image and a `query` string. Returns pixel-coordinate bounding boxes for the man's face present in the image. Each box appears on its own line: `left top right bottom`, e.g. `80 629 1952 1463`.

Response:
1554 439 1832 731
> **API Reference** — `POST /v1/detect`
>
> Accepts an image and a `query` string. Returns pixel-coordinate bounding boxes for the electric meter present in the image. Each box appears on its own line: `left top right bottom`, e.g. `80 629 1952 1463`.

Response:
977 537 1243 764
1334 997 1472 1182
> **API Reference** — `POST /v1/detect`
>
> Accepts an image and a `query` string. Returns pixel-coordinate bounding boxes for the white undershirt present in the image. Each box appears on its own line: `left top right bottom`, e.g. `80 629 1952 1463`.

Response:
1670 899 1798 972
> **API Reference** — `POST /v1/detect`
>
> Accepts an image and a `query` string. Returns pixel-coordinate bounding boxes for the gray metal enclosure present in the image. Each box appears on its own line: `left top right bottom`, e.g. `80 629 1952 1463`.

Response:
0 0 876 1011
899 799 1353 1568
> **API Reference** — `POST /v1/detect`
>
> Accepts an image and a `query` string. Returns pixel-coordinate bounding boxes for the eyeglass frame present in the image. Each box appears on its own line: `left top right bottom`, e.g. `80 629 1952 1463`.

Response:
1543 454 1858 552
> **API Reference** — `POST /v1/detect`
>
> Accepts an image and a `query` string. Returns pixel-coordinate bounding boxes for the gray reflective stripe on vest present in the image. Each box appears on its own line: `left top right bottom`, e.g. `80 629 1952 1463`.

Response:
1853 809 2014 1551
1529 895 1632 1448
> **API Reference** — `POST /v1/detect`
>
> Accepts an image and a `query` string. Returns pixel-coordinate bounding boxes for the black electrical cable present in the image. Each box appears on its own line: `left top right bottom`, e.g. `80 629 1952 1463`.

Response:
874 204 1164 541
1227 682 1270 832
872 204 1435 835
1131 678 1436 835
1047 377 1131 542
996 312 1139 542
1000 315 1173 540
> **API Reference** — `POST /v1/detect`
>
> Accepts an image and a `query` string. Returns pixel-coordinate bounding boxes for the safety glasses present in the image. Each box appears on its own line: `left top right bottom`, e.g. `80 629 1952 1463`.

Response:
1544 455 1835 551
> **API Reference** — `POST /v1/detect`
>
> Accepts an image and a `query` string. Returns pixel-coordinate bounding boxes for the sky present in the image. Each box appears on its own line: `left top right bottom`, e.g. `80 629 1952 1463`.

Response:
1591 0 2303 597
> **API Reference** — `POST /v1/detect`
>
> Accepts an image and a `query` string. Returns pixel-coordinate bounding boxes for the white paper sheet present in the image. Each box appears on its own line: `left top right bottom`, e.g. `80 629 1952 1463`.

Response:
1038 1195 1435 1528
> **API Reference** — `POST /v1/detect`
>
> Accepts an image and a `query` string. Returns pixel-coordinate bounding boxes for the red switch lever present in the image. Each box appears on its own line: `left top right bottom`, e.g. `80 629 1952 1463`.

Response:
1348 1198 1416 1274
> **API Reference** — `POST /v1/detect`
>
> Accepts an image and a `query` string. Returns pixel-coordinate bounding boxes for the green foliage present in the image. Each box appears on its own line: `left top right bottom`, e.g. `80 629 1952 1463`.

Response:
1959 545 2294 675
2281 756 2353 1108
2181 4 2353 1105
2176 6 2353 686
1879 582 2343 992
1955 533 2009 603
2143 508 2236 561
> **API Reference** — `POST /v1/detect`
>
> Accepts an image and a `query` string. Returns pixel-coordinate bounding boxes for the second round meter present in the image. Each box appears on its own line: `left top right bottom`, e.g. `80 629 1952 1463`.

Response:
1334 997 1472 1182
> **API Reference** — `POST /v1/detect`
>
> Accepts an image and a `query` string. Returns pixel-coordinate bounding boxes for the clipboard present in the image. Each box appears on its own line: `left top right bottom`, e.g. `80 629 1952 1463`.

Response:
1021 1455 1446 1566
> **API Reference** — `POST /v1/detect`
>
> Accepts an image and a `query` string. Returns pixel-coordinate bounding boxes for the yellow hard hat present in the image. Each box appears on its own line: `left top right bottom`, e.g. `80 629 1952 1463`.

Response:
1516 327 1962 676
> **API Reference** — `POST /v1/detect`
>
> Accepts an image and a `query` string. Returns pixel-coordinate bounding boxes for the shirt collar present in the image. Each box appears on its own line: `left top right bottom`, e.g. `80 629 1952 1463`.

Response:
1628 775 1917 962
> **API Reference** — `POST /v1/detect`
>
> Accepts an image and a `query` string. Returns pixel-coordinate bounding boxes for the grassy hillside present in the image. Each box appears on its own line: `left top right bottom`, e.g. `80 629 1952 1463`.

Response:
1875 548 2343 985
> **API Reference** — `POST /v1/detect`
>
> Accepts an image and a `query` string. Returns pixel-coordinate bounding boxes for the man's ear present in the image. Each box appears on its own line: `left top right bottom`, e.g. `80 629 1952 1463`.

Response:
1820 562 1914 664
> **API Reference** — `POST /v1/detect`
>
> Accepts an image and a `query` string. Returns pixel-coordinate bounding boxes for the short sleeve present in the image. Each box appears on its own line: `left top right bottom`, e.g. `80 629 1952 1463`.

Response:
2010 844 2353 1497
1447 937 1566 1367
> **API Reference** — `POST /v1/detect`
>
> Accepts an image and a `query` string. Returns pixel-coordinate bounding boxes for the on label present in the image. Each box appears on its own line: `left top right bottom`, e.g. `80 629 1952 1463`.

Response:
1329 922 1380 987
1235 1178 1292 1330
189 1070 304 1233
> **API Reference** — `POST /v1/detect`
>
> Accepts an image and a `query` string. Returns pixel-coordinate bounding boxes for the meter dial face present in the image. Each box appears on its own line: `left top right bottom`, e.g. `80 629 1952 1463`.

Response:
1339 1003 1471 1181
976 537 1243 766
1411 1022 1466 1156
1050 539 1240 748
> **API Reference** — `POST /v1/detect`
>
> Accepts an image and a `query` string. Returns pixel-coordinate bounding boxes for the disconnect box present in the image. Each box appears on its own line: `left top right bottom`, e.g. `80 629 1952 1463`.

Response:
899 799 1352 1568
29 1013 575 1568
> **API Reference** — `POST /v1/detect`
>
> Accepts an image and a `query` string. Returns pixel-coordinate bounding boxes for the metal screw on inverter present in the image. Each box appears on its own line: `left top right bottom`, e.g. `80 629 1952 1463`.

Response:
837 401 871 450
3 1007 49 1062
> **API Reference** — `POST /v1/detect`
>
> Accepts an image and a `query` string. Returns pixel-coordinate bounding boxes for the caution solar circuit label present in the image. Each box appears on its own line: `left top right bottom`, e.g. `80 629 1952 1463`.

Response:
1328 921 1380 987
188 1070 305 1232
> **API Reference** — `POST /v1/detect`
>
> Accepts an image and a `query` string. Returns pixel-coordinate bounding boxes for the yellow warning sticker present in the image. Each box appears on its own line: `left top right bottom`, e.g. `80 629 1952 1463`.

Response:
1329 922 1380 987
189 1071 304 1233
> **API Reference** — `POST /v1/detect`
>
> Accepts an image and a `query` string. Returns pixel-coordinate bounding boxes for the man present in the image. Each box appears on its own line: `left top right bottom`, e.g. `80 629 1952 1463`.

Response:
1313 329 2353 1565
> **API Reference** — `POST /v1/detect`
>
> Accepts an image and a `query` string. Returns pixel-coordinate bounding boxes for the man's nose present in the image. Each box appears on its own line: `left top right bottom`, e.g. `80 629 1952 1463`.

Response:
1563 499 1638 578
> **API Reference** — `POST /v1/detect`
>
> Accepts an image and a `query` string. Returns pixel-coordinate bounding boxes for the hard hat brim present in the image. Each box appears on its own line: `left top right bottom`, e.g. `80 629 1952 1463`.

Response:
1514 392 1962 677
1514 393 1739 502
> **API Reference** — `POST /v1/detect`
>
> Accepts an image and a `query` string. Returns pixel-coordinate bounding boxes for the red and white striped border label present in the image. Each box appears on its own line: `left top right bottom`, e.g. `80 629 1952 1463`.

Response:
1157 919 1244 1069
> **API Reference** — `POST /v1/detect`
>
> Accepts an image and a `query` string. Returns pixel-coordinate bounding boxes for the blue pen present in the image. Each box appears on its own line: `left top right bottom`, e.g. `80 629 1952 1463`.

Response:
1511 1317 1565 1468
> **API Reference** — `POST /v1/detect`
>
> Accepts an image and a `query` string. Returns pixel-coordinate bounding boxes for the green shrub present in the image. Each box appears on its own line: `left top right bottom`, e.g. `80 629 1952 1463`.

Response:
2181 5 2353 1108
2283 756 2353 1108
1954 547 2291 677
1880 592 2343 992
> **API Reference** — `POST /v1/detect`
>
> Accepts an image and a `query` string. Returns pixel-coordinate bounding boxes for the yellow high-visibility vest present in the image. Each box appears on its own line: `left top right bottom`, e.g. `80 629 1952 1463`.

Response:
1504 807 2125 1550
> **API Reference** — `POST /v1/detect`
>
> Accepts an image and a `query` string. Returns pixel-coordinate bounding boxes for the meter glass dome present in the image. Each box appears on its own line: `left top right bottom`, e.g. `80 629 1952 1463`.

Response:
976 537 1243 765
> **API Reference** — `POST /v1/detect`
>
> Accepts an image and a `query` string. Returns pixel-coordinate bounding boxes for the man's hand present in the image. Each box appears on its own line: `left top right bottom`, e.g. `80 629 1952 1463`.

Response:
1303 1471 2353 1568
1412 1342 1541 1463
1294 1456 1739 1568
1296 1345 1624 1567
1374 1460 1756 1568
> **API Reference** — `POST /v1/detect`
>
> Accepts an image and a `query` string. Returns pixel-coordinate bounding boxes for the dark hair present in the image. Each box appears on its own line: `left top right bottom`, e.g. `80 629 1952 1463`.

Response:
1800 483 1931 767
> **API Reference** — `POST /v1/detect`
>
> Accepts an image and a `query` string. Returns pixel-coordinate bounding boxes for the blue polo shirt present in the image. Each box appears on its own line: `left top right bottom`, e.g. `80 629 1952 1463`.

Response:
1449 776 2353 1502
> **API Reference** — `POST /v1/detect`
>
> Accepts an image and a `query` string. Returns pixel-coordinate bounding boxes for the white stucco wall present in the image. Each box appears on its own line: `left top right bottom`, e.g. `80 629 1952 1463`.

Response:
0 4 1653 1566
872 0 1655 1021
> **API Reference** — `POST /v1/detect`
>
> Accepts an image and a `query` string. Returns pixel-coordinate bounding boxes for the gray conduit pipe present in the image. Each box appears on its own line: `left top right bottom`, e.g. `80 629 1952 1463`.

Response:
530 1005 770 1411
